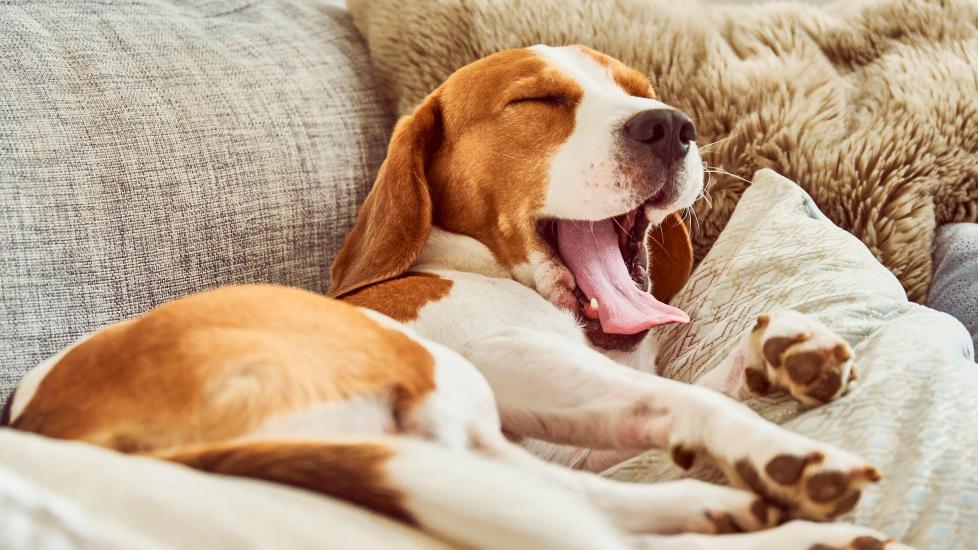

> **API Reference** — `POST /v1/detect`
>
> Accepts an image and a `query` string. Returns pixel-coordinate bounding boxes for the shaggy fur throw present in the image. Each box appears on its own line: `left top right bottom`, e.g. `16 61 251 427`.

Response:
348 0 978 302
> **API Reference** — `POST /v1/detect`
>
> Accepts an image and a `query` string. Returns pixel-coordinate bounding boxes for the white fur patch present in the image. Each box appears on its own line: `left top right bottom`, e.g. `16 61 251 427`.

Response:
246 396 397 440
416 227 508 279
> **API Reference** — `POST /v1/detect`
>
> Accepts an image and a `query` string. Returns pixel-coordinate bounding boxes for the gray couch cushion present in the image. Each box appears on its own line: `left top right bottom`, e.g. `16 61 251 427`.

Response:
928 223 978 356
0 0 392 401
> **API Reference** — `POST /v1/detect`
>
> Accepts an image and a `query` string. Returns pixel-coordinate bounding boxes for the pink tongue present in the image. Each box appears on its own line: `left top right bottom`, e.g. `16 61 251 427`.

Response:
556 219 689 334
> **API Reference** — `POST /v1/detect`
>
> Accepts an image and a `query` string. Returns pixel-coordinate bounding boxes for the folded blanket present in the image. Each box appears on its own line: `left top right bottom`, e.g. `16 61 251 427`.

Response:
348 0 978 302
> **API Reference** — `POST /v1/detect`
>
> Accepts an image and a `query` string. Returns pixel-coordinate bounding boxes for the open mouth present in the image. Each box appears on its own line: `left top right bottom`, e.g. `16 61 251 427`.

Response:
537 191 689 336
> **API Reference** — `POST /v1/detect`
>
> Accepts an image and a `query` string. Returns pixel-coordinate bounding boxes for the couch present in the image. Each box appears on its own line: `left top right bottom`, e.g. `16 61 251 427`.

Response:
2 1 975 549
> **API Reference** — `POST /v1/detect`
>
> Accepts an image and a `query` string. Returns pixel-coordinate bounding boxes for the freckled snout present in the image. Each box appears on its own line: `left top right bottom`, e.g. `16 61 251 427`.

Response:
624 109 696 164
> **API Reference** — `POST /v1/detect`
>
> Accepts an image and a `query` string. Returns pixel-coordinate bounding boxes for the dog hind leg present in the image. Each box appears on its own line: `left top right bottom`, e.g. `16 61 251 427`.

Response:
153 437 624 550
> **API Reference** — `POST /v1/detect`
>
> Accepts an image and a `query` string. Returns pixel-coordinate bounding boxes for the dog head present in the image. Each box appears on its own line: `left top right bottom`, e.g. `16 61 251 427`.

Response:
330 45 702 347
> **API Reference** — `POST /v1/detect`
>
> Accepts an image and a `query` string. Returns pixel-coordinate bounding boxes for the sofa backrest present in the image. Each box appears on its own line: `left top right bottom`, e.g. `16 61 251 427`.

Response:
0 0 392 401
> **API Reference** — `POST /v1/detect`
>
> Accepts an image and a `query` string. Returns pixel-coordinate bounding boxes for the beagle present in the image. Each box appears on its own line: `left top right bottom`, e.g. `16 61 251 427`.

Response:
3 46 908 550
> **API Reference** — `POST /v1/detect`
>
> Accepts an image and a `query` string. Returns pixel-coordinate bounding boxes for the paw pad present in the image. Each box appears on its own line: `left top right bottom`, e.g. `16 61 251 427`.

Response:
762 333 810 367
786 350 829 384
745 367 772 394
829 490 862 518
765 451 823 485
807 471 849 503
807 370 845 403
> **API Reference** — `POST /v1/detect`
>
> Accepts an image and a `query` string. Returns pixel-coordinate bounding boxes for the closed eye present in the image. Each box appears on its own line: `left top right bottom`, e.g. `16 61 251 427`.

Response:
507 96 569 108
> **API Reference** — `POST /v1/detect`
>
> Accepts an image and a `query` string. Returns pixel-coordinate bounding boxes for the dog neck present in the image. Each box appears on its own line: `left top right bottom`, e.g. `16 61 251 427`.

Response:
414 227 659 361
414 227 512 279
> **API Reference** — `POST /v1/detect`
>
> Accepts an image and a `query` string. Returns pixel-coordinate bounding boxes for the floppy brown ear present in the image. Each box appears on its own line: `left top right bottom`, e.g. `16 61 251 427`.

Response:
327 95 441 298
648 212 694 303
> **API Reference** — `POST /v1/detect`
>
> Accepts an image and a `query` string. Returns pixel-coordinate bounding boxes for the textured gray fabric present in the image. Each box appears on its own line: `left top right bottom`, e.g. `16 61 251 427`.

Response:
0 0 392 402
929 223 978 356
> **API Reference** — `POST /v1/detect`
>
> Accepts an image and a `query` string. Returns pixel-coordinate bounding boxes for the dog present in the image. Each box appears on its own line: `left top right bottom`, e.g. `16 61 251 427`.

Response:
3 46 908 549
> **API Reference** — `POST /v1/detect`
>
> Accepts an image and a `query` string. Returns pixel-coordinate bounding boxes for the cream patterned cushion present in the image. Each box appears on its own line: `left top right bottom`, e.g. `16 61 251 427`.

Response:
604 170 976 549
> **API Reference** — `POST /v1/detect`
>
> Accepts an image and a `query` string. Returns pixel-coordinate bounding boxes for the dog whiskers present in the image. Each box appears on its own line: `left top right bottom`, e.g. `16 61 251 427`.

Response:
696 136 731 152
703 165 752 185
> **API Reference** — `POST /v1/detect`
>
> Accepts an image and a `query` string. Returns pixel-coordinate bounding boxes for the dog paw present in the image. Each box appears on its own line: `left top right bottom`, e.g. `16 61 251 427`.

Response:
731 430 879 520
681 482 782 534
746 311 856 405
671 424 880 521
732 454 878 521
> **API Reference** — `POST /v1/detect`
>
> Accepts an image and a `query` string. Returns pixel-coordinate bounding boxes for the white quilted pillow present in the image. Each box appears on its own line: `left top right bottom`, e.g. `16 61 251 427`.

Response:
604 170 976 549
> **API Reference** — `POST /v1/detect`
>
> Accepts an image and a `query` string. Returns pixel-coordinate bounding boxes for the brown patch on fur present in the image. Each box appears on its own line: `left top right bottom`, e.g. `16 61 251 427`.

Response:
156 440 416 524
1 389 14 427
329 48 582 298
575 45 656 99
670 444 696 470
744 367 772 395
12 285 436 452
344 272 453 322
647 212 694 303
750 498 771 524
752 315 771 334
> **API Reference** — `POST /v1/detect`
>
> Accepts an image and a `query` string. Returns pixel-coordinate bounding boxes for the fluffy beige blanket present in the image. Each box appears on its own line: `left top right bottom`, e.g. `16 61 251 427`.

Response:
349 0 978 302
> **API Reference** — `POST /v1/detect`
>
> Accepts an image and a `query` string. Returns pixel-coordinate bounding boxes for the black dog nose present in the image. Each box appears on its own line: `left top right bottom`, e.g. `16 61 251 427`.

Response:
624 109 696 163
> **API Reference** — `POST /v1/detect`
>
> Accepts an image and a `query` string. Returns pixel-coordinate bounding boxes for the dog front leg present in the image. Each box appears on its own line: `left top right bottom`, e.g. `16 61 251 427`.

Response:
466 328 879 521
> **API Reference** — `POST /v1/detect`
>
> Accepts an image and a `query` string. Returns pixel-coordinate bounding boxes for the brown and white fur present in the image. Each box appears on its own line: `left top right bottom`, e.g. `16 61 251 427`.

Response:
4 46 908 550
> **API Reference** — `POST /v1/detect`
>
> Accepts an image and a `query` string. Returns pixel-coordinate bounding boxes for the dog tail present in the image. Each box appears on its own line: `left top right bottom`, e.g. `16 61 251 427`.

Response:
150 437 624 550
